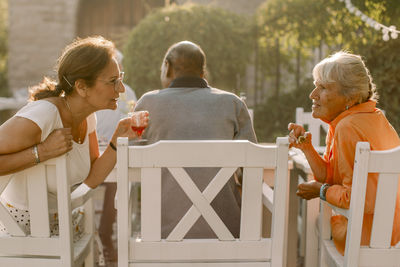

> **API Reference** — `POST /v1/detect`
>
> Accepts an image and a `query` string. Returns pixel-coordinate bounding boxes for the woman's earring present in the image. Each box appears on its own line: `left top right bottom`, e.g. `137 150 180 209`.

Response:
345 105 349 110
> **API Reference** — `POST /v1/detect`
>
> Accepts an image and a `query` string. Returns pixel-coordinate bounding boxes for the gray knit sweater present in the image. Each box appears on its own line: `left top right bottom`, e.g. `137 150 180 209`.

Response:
135 77 257 239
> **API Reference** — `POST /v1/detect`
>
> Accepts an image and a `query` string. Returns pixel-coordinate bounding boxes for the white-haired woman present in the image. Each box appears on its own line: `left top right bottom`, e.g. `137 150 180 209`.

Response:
288 51 400 255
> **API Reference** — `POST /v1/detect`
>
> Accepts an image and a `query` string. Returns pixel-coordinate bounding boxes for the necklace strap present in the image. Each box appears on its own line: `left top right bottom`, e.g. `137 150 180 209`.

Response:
63 96 84 144
64 97 72 112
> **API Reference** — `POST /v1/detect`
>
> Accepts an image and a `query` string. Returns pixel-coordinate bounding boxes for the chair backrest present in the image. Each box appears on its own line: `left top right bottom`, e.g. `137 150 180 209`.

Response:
117 138 289 267
0 155 94 267
319 142 400 267
296 107 328 153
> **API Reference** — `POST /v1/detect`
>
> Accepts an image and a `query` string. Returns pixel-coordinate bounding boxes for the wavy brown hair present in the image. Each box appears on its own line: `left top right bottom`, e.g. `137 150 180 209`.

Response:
29 36 115 101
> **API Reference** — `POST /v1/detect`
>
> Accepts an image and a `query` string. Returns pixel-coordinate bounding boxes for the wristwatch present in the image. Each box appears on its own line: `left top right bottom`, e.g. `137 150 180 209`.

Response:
320 183 330 201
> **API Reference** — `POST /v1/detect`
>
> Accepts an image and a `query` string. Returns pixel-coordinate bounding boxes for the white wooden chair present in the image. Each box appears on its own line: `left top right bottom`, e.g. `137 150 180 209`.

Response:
295 107 328 154
319 142 400 267
0 155 95 267
117 138 290 267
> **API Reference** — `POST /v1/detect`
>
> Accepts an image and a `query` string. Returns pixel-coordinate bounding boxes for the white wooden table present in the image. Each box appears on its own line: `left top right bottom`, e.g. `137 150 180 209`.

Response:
289 148 319 267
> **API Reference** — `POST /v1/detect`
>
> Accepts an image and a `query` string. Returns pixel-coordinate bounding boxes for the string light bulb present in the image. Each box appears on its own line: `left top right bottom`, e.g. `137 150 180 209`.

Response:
339 0 399 41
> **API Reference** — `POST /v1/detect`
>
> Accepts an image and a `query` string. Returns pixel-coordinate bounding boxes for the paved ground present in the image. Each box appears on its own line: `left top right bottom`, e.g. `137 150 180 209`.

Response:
93 185 118 267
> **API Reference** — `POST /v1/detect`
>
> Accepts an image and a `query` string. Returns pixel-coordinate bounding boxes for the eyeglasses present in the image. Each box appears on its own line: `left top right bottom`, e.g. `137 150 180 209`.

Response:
98 72 125 92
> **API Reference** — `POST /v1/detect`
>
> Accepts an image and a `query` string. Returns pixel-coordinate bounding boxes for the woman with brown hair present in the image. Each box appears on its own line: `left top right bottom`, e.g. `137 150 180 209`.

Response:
0 36 148 238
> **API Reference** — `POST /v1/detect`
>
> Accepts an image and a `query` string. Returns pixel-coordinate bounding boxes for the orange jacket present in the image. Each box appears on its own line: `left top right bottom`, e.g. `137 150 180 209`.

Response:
323 100 400 255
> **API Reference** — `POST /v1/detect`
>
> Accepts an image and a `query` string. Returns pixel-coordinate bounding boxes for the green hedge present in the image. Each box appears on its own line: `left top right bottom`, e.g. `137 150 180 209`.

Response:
123 4 253 97
254 79 313 143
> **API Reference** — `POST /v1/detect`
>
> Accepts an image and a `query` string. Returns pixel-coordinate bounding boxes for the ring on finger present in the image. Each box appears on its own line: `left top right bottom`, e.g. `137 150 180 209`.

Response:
298 136 306 144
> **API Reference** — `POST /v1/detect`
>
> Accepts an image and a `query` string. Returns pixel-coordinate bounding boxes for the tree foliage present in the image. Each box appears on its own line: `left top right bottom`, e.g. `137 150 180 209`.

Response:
123 4 253 97
254 0 400 142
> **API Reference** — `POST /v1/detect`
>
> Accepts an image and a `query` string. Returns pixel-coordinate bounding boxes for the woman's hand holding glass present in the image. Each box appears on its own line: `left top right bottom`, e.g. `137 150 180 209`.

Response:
113 111 149 140
129 111 149 138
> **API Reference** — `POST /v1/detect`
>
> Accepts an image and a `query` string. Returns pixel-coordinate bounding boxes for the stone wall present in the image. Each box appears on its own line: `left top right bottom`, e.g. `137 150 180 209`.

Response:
8 0 79 92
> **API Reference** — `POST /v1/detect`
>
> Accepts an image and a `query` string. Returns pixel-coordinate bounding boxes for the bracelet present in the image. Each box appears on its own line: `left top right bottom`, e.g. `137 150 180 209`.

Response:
32 145 40 164
320 183 330 201
109 141 117 151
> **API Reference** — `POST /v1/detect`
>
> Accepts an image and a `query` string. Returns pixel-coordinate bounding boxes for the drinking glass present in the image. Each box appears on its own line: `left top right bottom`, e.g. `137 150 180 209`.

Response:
129 111 148 145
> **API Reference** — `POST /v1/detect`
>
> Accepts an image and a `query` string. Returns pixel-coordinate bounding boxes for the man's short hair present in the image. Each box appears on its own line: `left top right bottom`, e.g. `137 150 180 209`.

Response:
164 41 206 77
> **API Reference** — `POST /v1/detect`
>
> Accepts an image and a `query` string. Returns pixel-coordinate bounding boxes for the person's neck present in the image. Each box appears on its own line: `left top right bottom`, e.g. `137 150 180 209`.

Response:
64 95 93 125
168 76 208 88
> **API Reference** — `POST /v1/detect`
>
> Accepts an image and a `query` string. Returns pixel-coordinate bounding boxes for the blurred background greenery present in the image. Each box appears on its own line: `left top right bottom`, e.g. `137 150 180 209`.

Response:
0 0 7 97
1 0 399 142
124 4 253 97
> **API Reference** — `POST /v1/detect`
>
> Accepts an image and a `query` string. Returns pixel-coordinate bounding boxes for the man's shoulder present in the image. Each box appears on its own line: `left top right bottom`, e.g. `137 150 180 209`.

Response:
141 89 162 97
137 89 163 102
208 87 241 100
209 87 235 95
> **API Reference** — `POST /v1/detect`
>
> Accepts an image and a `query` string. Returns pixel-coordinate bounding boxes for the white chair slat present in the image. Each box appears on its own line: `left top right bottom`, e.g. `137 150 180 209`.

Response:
117 137 130 267
167 167 237 241
168 167 235 241
370 173 399 248
130 238 271 261
343 142 370 267
358 247 400 266
368 146 400 173
55 155 74 266
240 167 263 241
141 167 162 241
129 140 277 168
270 137 290 267
130 263 271 267
28 164 51 237
0 236 59 255
0 257 61 267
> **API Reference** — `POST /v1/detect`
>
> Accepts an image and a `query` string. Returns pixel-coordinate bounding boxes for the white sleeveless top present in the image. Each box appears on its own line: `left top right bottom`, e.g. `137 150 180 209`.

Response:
0 100 96 212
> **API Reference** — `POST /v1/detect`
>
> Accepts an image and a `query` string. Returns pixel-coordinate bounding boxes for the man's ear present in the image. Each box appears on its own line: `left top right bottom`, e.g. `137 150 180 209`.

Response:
165 60 174 78
74 79 88 97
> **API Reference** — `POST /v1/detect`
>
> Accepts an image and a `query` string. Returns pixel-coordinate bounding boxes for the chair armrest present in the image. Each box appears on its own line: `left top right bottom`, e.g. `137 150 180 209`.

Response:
114 182 136 209
321 200 349 218
71 183 94 210
262 182 274 212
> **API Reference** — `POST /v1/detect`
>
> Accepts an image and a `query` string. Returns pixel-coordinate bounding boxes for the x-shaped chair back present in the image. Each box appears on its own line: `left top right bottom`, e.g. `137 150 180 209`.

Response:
117 138 289 267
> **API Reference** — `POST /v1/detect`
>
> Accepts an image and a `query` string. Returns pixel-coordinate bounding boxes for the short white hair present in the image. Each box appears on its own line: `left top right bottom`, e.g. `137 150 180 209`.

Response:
313 51 378 103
